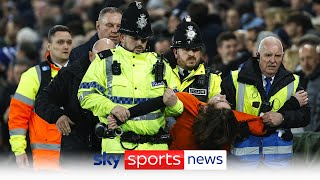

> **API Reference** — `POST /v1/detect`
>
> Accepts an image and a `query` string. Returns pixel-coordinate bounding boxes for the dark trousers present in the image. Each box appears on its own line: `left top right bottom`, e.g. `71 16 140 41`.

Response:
59 129 100 169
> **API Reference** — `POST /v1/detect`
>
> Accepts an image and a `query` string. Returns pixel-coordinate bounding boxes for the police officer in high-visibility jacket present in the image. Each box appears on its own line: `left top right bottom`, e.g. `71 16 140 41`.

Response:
221 36 310 168
170 16 221 102
8 25 73 169
78 1 183 153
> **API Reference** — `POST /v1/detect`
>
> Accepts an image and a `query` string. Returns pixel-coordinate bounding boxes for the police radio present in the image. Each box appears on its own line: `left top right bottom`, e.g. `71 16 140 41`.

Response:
197 75 206 86
196 66 211 87
153 53 165 83
112 60 121 75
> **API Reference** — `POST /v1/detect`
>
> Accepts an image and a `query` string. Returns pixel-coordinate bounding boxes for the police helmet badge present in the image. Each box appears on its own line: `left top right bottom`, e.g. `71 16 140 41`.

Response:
137 14 148 29
185 25 197 43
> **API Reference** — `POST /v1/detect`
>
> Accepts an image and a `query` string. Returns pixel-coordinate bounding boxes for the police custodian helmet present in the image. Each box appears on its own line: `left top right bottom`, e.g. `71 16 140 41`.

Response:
171 16 203 49
118 1 152 39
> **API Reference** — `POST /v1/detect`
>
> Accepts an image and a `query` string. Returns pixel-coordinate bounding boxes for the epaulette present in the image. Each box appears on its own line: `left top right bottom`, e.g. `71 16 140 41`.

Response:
97 49 113 60
205 66 221 75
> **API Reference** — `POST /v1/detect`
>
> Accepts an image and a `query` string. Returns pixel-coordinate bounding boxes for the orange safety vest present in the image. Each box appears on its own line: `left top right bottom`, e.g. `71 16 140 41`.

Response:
9 54 62 170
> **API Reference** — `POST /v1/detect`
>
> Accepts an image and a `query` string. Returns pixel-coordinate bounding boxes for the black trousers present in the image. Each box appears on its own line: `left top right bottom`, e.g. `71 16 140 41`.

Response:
59 129 100 169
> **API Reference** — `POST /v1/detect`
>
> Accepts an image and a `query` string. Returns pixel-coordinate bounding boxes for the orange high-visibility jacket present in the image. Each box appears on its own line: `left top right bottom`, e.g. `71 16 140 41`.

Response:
170 92 265 150
8 55 62 170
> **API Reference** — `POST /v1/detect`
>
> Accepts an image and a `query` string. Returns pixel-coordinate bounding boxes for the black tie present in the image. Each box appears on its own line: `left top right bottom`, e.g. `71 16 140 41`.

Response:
180 70 189 80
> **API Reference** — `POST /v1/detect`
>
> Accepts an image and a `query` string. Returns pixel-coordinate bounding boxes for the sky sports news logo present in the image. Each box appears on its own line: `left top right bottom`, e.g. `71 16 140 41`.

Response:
92 150 226 170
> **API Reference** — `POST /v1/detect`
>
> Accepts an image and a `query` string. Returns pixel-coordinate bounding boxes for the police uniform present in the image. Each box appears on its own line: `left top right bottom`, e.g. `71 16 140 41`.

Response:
78 1 183 153
170 17 221 102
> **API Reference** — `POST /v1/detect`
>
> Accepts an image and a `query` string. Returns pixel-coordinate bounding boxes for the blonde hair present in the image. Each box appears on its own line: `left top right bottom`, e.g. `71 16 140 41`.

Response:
283 48 299 72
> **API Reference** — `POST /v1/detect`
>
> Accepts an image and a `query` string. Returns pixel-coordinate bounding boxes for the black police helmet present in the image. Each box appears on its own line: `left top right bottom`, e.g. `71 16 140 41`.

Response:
171 16 203 49
118 1 152 39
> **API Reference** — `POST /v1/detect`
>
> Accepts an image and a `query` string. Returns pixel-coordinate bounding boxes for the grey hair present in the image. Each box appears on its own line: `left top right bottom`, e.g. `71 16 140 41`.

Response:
258 36 283 53
256 31 280 52
98 7 122 22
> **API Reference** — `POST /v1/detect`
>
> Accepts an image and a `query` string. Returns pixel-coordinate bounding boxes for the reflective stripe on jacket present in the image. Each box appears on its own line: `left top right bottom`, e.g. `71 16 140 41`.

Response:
78 46 183 153
230 70 299 168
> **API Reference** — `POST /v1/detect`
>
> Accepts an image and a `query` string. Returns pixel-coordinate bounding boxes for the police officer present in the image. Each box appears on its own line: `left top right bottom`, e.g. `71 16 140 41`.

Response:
78 1 183 153
171 16 222 102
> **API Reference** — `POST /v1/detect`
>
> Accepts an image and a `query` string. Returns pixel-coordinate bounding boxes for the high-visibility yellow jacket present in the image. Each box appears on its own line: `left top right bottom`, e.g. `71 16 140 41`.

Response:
172 63 221 102
78 47 183 153
8 55 62 170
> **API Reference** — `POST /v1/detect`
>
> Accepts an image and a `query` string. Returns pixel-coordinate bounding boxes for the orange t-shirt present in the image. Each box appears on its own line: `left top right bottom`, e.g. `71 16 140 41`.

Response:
169 92 265 150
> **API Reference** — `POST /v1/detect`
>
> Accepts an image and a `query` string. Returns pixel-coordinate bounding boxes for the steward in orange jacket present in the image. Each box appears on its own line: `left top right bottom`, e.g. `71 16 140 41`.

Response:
8 25 73 170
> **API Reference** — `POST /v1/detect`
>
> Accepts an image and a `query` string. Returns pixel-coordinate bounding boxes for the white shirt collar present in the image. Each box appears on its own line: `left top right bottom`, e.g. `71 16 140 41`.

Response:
52 60 69 68
178 66 191 76
262 74 275 88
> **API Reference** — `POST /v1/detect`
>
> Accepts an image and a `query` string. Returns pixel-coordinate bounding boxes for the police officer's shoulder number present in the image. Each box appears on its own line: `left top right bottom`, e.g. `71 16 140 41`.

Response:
97 50 113 60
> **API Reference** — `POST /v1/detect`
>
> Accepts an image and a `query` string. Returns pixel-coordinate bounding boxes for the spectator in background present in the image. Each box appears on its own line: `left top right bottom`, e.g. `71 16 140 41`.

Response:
283 48 300 73
215 32 238 67
15 42 38 64
187 1 223 62
312 0 320 27
0 60 32 154
155 37 171 54
245 27 263 56
167 13 181 36
69 7 122 62
264 7 290 32
1 27 40 66
234 29 251 58
295 34 320 89
240 0 266 31
277 12 315 48
166 0 191 37
224 7 241 32
0 15 25 48
299 44 320 132
211 32 248 78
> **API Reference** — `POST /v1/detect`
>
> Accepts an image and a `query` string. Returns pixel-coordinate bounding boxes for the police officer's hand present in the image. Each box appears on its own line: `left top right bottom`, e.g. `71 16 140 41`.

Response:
16 153 29 169
111 105 130 122
294 90 308 107
56 115 75 136
163 88 177 107
261 112 284 127
107 115 118 129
